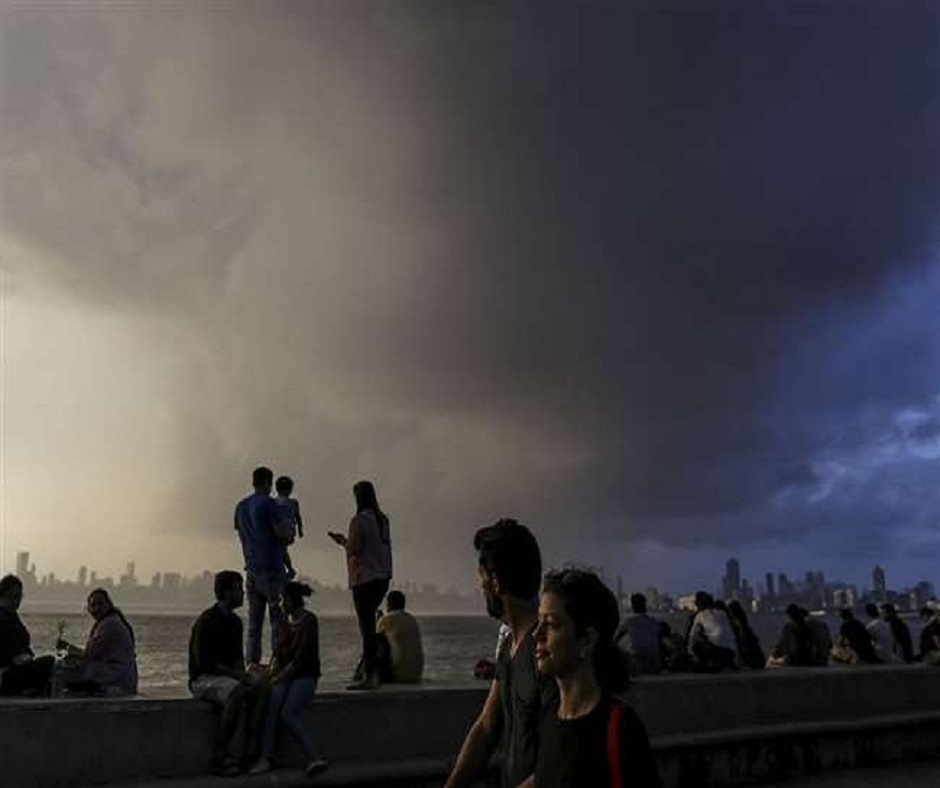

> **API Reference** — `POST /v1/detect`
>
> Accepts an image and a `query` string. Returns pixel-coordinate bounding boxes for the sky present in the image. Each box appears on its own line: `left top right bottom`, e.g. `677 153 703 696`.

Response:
1 2 938 597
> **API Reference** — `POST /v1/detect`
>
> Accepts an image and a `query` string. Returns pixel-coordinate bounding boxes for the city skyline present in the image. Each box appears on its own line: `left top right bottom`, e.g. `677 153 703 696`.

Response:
10 547 936 616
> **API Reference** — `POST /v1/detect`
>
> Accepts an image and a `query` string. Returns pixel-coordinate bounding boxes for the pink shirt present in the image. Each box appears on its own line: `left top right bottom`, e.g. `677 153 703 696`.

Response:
346 510 392 588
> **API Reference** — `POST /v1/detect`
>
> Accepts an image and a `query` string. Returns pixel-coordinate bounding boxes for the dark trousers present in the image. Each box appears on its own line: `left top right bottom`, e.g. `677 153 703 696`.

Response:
1 655 55 696
352 578 390 675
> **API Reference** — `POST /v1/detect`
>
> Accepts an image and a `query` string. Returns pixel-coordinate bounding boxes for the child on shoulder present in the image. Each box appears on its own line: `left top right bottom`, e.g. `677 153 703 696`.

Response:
274 476 304 580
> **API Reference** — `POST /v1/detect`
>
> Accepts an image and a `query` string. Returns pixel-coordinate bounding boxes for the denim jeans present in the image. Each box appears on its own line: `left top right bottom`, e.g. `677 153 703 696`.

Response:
259 676 319 759
246 570 286 665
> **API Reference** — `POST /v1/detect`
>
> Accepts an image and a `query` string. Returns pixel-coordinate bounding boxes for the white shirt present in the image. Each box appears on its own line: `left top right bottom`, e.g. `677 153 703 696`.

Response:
866 618 899 663
689 608 737 653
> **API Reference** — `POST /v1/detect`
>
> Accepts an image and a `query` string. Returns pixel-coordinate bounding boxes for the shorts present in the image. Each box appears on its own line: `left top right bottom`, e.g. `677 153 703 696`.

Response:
190 674 241 704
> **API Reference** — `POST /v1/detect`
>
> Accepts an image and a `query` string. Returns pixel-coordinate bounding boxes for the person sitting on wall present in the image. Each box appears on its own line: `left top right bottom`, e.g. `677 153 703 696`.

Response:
614 593 663 675
249 581 329 778
880 603 914 664
189 571 268 777
865 602 898 663
376 590 424 683
687 592 737 672
0 575 54 697
802 608 833 667
726 601 765 670
838 608 879 664
918 607 940 665
768 604 814 667
658 621 692 672
57 588 138 696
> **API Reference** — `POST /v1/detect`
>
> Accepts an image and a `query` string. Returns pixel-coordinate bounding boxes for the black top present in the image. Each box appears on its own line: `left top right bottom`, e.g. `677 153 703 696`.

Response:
495 627 559 788
920 619 940 660
188 604 244 684
840 618 878 663
0 609 32 668
888 617 914 664
535 697 662 788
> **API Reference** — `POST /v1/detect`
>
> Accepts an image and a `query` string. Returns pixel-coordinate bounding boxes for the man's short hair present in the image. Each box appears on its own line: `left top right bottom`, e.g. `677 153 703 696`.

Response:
275 475 293 495
839 608 854 620
387 590 406 611
473 518 542 600
0 574 22 599
865 602 879 618
630 593 647 614
252 466 273 488
214 570 243 600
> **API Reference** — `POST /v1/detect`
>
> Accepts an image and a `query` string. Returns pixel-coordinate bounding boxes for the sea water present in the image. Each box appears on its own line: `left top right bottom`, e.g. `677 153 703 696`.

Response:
20 611 924 694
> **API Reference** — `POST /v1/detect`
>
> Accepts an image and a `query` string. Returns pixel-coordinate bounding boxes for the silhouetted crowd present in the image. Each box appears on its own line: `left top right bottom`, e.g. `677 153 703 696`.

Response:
615 590 940 675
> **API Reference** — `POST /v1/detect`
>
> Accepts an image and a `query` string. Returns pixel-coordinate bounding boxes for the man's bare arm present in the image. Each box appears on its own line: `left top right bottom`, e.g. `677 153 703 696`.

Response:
443 679 501 788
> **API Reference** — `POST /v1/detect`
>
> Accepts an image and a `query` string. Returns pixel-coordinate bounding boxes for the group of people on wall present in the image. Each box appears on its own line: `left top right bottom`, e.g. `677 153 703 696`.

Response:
0 576 137 698
615 589 940 676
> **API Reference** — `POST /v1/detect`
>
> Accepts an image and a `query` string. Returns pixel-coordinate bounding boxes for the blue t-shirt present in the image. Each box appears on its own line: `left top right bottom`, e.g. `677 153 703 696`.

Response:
234 492 284 574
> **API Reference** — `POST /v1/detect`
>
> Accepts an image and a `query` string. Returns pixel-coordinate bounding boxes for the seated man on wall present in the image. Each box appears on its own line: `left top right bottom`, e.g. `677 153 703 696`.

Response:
688 592 738 672
376 590 424 683
188 571 268 777
614 592 663 675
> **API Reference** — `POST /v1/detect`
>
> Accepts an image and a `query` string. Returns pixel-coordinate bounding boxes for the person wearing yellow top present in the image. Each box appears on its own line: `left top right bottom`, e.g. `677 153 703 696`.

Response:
376 591 424 683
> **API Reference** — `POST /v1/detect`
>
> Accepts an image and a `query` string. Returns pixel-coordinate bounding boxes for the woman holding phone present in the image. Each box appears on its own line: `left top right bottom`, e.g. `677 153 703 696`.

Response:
329 480 392 690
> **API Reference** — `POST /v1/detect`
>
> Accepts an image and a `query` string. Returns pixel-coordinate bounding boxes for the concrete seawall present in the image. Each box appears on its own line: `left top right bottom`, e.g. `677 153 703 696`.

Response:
2 666 940 787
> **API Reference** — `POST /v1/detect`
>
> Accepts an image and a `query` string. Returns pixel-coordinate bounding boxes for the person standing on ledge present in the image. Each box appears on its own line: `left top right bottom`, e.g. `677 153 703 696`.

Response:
376 590 424 683
235 466 287 666
329 479 393 690
534 568 661 788
444 519 557 788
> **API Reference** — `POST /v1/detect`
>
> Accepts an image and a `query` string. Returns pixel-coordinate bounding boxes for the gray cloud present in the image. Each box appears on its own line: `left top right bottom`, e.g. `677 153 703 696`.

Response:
2 2 938 588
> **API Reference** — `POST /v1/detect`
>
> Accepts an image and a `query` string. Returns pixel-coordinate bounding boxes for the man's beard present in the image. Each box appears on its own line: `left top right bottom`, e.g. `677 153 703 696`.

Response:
484 590 504 621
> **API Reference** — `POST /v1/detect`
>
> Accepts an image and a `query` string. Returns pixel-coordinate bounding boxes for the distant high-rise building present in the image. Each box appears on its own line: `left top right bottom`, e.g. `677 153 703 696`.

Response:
162 572 182 591
872 566 887 602
725 558 741 600
765 572 775 600
15 551 29 578
77 566 88 587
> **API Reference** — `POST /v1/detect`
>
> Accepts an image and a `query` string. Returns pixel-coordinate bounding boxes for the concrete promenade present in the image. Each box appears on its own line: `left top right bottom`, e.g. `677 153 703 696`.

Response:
3 665 940 786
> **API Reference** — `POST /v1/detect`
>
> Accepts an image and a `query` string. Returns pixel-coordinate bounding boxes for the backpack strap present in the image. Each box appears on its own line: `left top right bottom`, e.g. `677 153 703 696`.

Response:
607 701 623 788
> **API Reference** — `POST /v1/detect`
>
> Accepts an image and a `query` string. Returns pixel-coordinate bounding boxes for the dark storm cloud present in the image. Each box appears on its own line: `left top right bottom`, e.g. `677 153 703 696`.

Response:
2 2 938 584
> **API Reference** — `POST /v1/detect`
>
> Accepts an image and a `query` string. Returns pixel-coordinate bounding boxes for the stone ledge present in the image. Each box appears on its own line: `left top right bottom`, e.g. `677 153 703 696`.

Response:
3 667 940 786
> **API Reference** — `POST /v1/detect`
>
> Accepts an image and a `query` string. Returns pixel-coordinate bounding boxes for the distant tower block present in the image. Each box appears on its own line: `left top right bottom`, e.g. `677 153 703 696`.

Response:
872 565 887 603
